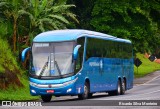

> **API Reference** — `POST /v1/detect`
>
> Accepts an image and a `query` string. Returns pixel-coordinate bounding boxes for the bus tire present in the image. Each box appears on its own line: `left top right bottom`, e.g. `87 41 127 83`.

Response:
121 79 126 95
117 79 121 95
41 95 52 102
78 82 89 100
108 80 121 96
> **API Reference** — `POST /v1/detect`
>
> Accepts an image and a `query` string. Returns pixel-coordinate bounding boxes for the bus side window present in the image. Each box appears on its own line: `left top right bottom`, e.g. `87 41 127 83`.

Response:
75 52 82 71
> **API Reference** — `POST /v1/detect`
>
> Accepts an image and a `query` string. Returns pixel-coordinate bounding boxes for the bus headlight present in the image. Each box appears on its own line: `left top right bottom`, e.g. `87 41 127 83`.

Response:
30 81 38 87
63 77 78 86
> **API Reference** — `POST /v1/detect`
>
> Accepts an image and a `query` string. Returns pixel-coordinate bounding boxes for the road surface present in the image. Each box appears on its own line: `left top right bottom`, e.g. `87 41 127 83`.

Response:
38 71 160 108
1 71 160 109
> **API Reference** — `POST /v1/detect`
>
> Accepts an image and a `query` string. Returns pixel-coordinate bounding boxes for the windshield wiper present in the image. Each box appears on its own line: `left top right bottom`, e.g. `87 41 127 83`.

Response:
55 60 62 78
38 55 62 78
38 57 49 78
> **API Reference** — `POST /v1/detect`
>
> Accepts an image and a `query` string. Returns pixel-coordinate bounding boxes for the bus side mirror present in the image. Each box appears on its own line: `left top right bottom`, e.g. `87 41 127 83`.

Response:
21 47 31 62
73 45 81 60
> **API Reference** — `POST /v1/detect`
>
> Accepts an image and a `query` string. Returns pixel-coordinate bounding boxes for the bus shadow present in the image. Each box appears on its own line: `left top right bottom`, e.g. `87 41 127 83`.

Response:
49 93 110 102
89 93 109 99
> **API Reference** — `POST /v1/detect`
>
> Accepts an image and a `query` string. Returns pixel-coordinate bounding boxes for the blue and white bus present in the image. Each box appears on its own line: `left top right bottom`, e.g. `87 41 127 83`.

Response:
22 29 134 102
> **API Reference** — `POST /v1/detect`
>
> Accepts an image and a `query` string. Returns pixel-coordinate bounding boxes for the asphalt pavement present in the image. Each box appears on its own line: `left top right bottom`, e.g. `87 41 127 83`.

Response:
1 71 160 109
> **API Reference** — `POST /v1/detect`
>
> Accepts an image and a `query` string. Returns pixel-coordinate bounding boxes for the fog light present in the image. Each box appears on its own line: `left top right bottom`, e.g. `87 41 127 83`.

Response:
31 89 36 94
67 88 72 93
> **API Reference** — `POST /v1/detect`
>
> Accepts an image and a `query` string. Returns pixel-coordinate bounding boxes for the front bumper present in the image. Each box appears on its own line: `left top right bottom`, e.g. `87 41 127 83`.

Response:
29 77 78 96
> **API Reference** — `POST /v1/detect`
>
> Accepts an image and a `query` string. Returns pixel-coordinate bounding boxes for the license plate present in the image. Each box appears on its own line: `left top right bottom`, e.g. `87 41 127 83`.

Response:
46 90 54 93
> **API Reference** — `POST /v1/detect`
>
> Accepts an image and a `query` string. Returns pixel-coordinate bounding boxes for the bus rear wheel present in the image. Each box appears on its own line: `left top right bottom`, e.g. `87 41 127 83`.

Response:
117 80 121 95
108 80 121 96
78 82 89 100
121 79 126 95
41 95 52 102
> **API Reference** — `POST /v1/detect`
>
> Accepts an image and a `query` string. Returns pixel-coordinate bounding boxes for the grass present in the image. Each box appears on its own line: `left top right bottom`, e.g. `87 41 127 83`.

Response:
0 76 40 101
0 38 20 73
0 38 40 101
134 53 160 78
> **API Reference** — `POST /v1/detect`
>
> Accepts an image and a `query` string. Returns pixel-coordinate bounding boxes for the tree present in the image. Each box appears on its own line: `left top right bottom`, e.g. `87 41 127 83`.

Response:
0 0 78 53
20 0 78 40
90 0 160 53
0 0 26 52
68 0 94 29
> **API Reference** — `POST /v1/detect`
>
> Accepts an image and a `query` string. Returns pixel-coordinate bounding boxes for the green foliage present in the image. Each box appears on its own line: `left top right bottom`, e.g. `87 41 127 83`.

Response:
0 0 32 52
0 19 13 40
69 0 94 29
20 0 78 38
88 0 160 53
0 38 19 73
0 0 78 53
0 77 39 100
134 53 160 78
91 0 157 52
0 0 78 90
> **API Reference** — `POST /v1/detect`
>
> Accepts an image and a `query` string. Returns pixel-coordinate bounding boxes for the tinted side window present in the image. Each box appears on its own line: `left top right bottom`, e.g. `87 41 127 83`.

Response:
86 37 132 60
86 38 101 60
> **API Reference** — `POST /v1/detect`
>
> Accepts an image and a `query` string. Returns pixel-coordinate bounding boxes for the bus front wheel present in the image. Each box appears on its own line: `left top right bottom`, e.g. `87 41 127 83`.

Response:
41 95 52 102
78 82 89 100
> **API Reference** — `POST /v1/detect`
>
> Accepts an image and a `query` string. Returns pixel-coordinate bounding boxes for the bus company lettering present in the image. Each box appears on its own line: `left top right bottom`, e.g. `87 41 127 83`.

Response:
89 62 100 67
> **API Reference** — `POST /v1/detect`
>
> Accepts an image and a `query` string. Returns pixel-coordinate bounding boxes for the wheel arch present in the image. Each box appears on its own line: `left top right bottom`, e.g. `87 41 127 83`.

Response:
84 78 90 92
123 77 127 90
118 76 122 83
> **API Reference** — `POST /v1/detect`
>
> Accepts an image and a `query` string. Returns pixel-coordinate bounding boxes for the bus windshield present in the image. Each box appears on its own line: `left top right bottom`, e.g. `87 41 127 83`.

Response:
31 41 75 77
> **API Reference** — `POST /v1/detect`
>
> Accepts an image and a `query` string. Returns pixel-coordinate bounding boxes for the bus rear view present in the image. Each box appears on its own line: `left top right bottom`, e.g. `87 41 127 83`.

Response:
22 29 134 102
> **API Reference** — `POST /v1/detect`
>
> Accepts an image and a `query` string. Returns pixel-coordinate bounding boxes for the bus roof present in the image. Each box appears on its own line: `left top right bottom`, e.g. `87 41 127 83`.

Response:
33 29 131 43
